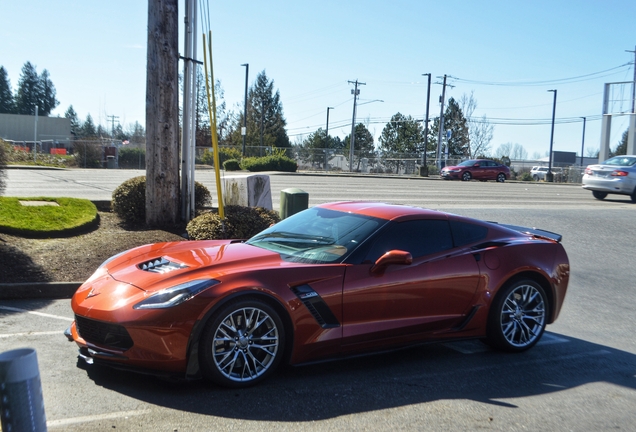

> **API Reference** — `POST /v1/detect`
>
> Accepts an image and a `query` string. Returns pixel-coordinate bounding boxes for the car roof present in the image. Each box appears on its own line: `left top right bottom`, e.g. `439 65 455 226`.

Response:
318 201 446 221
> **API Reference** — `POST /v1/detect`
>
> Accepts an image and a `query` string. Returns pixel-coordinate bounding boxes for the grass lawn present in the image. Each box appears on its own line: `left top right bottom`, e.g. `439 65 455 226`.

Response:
0 197 98 237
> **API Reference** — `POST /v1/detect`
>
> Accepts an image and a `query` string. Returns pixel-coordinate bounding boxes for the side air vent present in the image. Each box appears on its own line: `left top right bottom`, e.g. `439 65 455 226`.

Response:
291 284 340 328
138 257 188 274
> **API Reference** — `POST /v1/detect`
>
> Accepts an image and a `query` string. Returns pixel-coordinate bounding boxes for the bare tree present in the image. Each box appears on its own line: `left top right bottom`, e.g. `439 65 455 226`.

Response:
146 0 180 227
459 92 494 157
495 142 513 158
585 146 599 158
511 143 528 160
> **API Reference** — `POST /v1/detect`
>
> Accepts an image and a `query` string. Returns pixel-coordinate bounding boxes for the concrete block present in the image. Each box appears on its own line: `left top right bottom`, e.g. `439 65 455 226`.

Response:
222 175 273 210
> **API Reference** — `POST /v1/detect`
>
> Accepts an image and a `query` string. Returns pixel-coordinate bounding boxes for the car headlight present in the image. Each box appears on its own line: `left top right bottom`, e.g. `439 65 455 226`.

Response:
133 279 220 309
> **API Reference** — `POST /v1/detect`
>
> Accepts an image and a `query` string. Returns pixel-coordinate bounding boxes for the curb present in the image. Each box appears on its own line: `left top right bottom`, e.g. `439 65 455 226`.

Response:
0 282 82 300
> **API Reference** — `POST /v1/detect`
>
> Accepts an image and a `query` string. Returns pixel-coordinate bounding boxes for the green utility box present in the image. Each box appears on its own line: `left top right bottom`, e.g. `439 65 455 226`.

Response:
280 188 308 219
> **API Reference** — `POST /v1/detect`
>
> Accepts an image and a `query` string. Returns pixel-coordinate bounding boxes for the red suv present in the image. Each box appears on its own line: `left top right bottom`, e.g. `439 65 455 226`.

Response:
441 159 510 182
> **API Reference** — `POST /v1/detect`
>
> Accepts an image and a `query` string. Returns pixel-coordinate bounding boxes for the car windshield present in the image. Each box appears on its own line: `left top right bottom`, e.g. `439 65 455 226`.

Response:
457 160 478 167
247 207 385 264
601 156 636 167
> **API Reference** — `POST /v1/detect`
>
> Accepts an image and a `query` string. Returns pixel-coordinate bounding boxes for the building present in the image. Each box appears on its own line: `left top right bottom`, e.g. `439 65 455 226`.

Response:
0 113 71 153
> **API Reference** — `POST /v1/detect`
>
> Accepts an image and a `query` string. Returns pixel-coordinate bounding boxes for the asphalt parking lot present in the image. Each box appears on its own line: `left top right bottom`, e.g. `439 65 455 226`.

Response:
2 169 636 430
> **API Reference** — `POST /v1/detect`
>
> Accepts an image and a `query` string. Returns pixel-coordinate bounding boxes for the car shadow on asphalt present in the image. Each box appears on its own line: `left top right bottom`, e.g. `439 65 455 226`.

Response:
78 332 636 421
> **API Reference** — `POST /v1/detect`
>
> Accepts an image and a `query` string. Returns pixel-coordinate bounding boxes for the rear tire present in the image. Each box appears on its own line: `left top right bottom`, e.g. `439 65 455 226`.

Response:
630 188 636 204
592 191 608 200
486 279 547 352
496 173 506 183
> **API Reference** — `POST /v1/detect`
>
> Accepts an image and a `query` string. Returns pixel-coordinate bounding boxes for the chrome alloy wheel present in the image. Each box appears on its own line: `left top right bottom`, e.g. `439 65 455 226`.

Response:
499 284 546 348
212 306 280 383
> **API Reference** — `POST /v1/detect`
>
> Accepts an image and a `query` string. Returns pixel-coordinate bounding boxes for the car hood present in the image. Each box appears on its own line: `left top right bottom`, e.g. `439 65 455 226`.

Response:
93 240 290 293
442 165 463 170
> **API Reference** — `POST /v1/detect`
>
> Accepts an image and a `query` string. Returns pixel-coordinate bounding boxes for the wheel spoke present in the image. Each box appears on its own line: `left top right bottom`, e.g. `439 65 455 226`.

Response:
499 284 546 348
212 306 280 383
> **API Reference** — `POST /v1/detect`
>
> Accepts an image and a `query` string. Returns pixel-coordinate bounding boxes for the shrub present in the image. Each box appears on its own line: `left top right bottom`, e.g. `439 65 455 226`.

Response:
118 147 146 169
223 159 241 171
240 154 297 172
199 147 243 167
0 140 7 194
73 141 103 168
112 176 146 224
112 176 211 225
186 205 280 240
519 172 533 181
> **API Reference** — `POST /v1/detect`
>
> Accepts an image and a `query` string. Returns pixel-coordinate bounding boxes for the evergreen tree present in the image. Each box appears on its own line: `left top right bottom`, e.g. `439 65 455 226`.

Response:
612 129 628 156
39 69 59 115
233 70 290 151
429 97 470 158
296 127 338 168
344 123 375 171
0 66 15 114
15 62 40 115
14 62 59 116
378 113 426 156
64 105 80 136
80 114 97 138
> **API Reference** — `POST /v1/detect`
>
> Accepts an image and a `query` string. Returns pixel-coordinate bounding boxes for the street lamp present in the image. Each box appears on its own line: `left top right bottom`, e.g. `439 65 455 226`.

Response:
241 63 249 156
547 89 557 182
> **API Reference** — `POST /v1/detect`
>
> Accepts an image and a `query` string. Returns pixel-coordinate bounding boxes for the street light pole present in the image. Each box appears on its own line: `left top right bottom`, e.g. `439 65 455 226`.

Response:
241 63 249 156
580 116 586 167
547 89 557 182
325 107 334 171
422 73 431 176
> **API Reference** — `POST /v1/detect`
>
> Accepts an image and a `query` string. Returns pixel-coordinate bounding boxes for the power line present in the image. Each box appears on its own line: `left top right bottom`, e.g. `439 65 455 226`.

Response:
450 63 631 87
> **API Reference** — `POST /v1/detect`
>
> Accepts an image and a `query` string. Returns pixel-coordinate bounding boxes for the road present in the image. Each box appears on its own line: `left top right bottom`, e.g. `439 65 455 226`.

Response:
2 168 636 431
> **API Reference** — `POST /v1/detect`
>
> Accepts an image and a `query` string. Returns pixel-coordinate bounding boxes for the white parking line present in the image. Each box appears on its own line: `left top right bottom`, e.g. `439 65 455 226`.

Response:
0 331 63 338
0 305 72 322
47 409 153 429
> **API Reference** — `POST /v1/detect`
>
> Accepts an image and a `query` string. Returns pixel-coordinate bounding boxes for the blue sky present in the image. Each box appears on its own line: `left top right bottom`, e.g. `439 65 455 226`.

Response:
2 0 635 158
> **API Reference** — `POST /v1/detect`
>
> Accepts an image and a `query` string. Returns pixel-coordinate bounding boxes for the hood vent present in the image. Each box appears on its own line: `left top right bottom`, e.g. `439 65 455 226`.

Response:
138 257 188 274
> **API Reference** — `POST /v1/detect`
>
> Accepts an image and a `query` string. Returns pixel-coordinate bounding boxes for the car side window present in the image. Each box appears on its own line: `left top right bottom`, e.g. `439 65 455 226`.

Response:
365 220 454 262
450 220 488 247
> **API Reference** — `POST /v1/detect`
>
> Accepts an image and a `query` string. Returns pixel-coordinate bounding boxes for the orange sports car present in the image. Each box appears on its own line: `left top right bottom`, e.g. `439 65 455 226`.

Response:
67 202 570 388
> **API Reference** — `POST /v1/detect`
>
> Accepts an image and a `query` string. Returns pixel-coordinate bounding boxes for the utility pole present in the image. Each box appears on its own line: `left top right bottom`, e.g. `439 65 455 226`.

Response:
580 117 586 167
241 63 249 156
325 107 334 171
107 115 119 137
547 89 557 182
627 46 636 113
146 0 180 227
348 80 365 172
435 75 449 169
422 73 431 176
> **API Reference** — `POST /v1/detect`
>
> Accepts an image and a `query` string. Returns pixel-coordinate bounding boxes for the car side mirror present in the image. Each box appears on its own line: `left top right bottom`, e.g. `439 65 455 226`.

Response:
473 163 480 167
371 250 413 275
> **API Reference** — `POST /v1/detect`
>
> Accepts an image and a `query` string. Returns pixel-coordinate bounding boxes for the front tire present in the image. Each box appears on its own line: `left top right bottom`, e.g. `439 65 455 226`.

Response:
200 298 285 388
592 191 608 200
486 279 547 352
462 172 472 181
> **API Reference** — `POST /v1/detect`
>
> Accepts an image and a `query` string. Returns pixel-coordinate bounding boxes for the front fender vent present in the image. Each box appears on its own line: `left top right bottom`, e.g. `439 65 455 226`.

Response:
291 284 340 329
138 257 188 274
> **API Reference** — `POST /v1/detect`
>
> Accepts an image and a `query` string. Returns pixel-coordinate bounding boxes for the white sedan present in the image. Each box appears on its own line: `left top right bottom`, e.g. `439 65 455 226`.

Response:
582 155 636 202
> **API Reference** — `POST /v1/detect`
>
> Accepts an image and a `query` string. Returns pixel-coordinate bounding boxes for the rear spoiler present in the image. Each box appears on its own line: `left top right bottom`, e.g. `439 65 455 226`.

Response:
491 223 563 243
